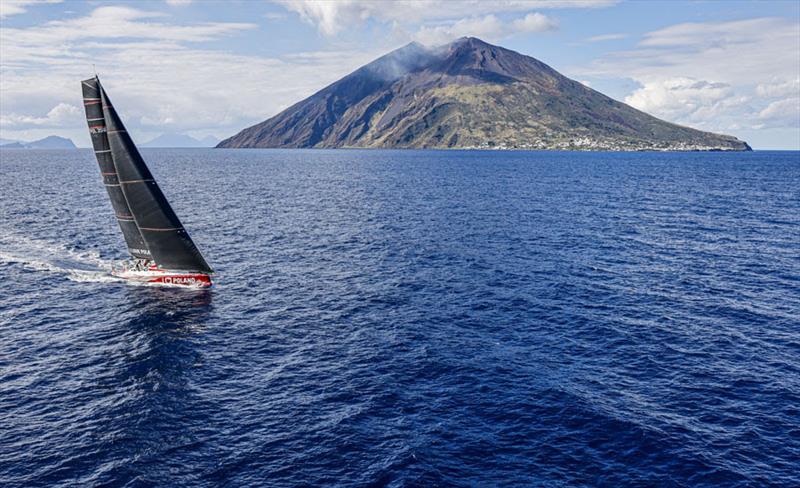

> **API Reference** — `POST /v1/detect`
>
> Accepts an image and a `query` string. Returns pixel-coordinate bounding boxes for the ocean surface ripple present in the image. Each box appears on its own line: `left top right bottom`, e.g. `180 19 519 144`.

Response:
1 149 798 487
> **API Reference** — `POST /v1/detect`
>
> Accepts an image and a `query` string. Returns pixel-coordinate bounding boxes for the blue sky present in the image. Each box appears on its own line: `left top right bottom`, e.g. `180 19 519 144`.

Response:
1 0 798 149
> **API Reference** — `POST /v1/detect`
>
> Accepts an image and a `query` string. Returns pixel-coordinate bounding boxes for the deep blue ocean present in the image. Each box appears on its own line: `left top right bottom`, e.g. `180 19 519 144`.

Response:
1 148 798 487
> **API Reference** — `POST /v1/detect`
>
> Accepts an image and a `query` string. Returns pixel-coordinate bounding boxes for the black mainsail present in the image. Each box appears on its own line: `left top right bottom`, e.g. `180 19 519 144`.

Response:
82 78 149 260
82 76 212 273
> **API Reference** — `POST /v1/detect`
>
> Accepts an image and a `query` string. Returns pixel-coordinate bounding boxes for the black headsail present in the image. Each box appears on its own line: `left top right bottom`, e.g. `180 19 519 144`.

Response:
82 76 212 273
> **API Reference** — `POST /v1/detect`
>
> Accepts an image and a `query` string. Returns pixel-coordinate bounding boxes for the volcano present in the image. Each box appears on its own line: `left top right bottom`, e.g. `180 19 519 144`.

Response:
218 37 750 151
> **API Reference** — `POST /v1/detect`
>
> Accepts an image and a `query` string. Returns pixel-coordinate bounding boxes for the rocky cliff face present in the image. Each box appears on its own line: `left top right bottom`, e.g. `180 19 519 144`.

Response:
218 37 750 151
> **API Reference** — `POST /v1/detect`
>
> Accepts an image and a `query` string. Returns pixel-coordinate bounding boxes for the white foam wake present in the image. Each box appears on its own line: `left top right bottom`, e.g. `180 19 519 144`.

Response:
0 232 213 289
0 232 122 284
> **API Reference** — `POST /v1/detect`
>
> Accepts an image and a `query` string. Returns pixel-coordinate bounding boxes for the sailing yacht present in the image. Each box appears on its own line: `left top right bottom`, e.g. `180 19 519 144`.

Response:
82 76 213 288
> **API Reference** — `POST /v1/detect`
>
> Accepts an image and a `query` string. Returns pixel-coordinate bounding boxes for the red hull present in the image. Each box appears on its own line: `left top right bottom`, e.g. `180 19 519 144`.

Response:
111 264 213 288
145 273 213 288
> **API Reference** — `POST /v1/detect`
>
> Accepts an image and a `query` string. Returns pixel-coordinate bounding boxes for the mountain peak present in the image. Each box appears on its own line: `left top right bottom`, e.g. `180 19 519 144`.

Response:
446 37 506 58
450 36 494 48
402 40 425 50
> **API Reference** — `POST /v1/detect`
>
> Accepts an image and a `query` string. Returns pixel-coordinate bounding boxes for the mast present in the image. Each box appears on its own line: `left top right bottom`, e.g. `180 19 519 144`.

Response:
82 76 213 273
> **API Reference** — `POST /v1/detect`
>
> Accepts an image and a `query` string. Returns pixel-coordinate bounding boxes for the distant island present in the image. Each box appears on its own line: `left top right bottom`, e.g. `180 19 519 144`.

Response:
218 37 750 151
0 135 76 149
141 132 219 148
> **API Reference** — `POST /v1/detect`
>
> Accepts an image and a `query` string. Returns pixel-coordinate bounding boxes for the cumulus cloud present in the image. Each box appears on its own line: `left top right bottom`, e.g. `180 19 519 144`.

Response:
625 79 732 113
1 102 82 127
758 98 800 125
624 78 750 126
274 0 612 35
753 78 800 127
578 17 800 133
512 13 558 33
413 13 556 45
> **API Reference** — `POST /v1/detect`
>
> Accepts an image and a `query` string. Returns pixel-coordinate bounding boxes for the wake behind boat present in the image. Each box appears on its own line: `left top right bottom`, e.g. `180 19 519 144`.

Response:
82 76 213 288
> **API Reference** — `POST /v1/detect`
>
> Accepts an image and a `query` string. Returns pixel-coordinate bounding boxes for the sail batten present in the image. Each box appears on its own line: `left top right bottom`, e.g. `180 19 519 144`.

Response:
82 76 212 273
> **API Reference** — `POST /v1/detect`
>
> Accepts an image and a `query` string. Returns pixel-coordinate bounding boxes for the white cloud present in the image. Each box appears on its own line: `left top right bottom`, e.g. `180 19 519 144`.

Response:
414 15 504 46
0 0 60 18
624 78 750 126
586 33 627 42
585 18 799 85
756 78 800 98
0 5 384 145
758 98 800 125
624 79 732 114
413 13 556 46
511 12 558 33
165 0 192 5
578 17 800 133
639 18 785 48
274 0 613 35
1 44 381 143
1 6 255 51
1 102 81 127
